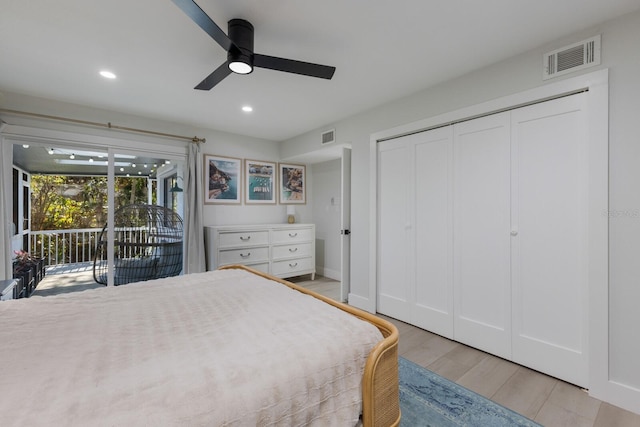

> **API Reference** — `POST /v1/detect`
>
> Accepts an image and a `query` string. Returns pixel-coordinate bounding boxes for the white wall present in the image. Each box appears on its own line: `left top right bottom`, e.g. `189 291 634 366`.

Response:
310 159 341 280
280 10 640 412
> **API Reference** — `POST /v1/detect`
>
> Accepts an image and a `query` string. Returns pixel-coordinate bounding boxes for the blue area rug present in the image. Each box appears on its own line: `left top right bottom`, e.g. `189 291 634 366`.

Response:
399 357 541 426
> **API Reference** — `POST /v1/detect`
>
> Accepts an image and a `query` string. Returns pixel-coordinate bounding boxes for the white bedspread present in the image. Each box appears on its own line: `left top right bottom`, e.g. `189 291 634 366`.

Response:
0 269 383 426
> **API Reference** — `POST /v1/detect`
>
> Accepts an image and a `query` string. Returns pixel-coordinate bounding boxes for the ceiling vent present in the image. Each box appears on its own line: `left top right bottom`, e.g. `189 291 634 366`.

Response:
543 35 601 80
321 129 336 145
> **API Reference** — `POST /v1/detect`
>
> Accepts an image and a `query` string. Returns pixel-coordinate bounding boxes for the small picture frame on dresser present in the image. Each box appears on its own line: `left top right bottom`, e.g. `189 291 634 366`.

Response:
245 159 276 204
279 163 306 204
204 154 242 204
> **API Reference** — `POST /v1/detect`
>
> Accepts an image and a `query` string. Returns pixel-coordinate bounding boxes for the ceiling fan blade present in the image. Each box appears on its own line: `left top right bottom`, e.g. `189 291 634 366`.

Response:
254 54 336 80
195 62 232 90
171 0 236 52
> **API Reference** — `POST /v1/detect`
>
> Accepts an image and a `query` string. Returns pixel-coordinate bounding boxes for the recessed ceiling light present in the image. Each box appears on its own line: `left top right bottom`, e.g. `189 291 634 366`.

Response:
242 105 253 112
99 70 117 79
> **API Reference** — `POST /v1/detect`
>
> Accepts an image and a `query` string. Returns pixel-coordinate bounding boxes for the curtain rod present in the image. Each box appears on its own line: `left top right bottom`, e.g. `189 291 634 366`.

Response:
0 108 206 143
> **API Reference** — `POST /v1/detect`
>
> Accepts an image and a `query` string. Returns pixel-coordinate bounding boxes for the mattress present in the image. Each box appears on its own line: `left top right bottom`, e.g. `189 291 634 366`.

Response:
0 268 384 426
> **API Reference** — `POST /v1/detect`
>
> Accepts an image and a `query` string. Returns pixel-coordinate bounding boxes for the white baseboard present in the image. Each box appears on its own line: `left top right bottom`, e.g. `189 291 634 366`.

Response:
590 379 640 416
316 266 340 281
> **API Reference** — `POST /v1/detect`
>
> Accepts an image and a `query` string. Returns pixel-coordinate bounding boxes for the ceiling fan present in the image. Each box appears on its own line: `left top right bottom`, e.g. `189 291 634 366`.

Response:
171 0 337 90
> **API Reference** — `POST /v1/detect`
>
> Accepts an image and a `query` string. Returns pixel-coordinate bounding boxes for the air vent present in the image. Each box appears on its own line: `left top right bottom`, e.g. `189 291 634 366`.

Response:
321 129 335 145
543 35 601 80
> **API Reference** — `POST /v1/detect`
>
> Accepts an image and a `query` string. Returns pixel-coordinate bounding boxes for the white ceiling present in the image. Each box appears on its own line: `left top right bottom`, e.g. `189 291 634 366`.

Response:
2 0 640 142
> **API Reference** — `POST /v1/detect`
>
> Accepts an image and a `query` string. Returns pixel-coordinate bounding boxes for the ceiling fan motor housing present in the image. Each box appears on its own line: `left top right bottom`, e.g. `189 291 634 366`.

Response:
228 19 254 73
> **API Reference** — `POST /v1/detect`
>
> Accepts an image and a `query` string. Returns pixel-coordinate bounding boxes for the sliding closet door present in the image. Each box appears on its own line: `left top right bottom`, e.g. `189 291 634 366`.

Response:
453 112 511 359
511 93 588 387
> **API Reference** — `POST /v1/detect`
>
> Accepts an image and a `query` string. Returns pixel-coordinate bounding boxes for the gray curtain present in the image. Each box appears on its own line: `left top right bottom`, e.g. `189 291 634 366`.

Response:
0 136 12 280
183 142 206 273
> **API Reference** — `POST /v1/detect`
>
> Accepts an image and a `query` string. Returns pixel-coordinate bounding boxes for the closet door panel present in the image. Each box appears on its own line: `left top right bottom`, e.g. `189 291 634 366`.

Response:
453 112 511 359
377 139 412 323
511 94 588 387
413 127 454 337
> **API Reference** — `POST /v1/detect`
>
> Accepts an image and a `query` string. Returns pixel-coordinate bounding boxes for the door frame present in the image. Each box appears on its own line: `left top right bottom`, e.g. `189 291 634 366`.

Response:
368 69 610 403
340 147 351 302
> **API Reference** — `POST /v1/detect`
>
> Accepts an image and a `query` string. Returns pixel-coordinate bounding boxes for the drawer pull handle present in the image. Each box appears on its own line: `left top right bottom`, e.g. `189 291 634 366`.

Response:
289 248 298 253
289 262 298 268
240 252 251 258
240 236 251 241
289 233 298 237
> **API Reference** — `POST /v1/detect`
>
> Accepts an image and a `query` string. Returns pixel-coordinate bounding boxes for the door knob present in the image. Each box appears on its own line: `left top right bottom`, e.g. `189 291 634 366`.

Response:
510 229 518 236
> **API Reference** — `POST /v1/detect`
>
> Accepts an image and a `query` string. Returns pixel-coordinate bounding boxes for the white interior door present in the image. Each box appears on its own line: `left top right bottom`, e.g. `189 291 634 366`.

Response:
340 147 351 302
511 93 589 387
453 112 512 359
412 127 454 337
377 128 454 334
377 138 412 323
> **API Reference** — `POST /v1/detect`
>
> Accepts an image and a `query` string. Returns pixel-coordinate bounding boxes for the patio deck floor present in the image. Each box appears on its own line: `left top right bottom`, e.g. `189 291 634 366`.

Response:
31 262 104 297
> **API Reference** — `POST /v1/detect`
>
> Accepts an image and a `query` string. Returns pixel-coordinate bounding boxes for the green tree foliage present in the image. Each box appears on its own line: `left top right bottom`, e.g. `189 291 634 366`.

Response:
31 175 152 231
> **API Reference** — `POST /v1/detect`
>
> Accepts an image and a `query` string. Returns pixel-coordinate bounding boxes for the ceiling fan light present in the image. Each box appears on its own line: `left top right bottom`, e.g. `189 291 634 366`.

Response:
229 60 252 74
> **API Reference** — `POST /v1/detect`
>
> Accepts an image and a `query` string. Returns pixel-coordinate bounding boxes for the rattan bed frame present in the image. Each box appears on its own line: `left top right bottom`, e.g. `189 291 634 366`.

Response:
219 265 401 427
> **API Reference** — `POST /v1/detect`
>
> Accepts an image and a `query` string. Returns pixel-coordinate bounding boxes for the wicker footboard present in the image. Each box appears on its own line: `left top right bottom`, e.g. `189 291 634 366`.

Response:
219 265 401 427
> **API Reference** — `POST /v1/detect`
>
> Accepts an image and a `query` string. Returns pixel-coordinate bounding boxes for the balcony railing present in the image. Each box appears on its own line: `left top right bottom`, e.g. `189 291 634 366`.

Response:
29 227 152 268
30 228 102 267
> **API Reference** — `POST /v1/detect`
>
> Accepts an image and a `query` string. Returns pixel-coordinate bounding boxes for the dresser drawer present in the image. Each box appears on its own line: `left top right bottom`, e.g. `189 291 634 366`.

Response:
218 230 269 248
271 257 314 276
205 225 315 277
272 227 314 244
218 246 269 265
243 262 270 274
272 242 313 260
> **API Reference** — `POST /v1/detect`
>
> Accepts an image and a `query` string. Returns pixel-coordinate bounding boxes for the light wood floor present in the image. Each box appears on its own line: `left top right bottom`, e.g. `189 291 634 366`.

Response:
293 275 640 427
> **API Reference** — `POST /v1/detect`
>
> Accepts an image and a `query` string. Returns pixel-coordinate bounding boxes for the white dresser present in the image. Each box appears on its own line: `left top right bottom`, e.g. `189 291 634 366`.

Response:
204 224 315 280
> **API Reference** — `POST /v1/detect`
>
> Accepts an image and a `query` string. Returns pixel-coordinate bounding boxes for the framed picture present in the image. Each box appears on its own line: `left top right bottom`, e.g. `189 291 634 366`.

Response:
279 163 306 204
204 154 242 204
245 159 276 204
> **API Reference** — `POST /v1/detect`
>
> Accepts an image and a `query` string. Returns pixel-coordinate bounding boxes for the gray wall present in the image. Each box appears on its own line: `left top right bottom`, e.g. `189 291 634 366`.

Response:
281 9 640 404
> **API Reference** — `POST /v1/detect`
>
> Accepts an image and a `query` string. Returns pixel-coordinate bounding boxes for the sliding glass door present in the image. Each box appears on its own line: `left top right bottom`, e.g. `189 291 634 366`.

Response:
11 141 185 293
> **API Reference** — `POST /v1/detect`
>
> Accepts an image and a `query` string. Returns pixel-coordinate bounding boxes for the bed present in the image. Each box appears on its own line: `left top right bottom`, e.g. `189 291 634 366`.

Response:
0 265 400 426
